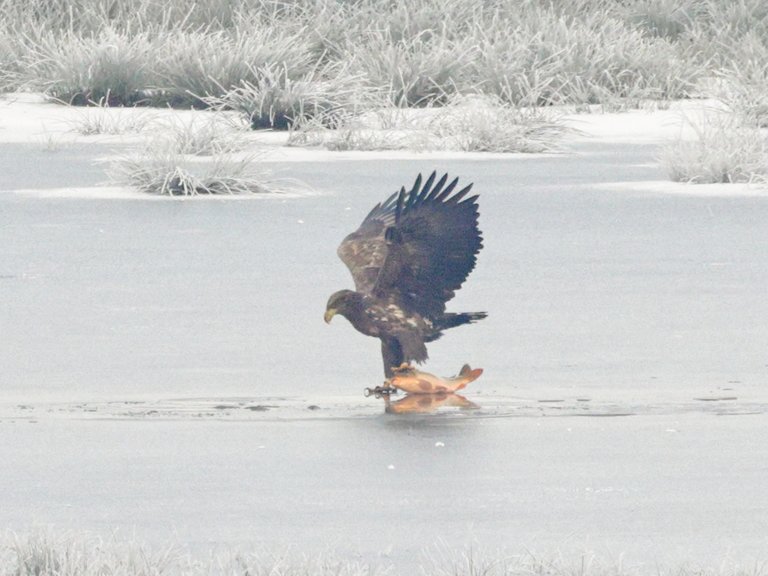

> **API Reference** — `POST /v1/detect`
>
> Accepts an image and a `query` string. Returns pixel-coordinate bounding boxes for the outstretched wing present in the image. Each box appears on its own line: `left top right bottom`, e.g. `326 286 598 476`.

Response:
373 171 482 318
337 189 399 294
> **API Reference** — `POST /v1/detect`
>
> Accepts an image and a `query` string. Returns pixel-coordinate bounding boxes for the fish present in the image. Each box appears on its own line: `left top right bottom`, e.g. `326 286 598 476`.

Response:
386 363 483 395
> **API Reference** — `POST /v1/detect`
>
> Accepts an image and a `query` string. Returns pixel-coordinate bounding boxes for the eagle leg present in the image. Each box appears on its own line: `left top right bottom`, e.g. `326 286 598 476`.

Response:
381 338 404 379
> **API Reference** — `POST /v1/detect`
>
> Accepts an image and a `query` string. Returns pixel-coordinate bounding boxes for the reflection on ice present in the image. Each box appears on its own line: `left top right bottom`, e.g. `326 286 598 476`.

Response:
383 392 480 414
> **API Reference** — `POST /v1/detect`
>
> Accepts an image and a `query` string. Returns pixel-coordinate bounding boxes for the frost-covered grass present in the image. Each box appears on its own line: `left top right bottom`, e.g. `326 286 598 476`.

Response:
2 0 768 181
1 531 381 576
0 0 736 108
68 105 158 135
2 531 765 576
662 113 768 184
155 26 315 109
203 61 381 130
66 103 249 152
714 41 768 128
426 96 568 153
0 0 759 111
109 143 278 196
289 95 567 153
23 28 159 106
158 115 250 155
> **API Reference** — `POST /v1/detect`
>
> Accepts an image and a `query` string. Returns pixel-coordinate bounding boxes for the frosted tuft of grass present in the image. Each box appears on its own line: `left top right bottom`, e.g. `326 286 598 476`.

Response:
288 95 566 153
349 28 476 107
109 143 279 196
155 26 316 108
158 114 250 155
662 113 768 184
206 61 382 130
713 32 768 127
620 0 703 41
470 7 700 107
68 105 158 135
427 95 568 153
0 35 22 92
26 28 158 106
288 122 431 152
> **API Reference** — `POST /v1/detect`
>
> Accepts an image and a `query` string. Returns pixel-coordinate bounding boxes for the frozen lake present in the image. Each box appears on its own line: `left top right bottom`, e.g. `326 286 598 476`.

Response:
1 106 768 571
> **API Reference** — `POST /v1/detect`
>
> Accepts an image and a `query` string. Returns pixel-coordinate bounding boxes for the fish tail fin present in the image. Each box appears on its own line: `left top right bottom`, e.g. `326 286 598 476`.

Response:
458 364 483 384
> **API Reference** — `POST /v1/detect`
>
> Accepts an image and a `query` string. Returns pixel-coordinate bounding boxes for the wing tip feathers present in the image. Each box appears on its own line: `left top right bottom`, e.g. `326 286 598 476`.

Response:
362 171 479 225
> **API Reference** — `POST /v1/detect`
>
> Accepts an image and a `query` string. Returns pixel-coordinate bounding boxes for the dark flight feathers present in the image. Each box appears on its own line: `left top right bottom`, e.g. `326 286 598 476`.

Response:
337 171 482 318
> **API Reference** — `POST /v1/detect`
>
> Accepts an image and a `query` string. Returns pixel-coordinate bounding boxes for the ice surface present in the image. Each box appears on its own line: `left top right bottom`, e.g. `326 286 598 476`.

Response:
1 414 767 572
1 95 767 572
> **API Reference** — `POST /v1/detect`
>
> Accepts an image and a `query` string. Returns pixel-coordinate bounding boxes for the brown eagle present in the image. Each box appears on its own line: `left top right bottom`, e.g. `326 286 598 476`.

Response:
324 171 486 377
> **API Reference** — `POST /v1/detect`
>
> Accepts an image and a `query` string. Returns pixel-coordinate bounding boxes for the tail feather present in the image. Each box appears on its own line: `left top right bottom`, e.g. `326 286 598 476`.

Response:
436 311 487 330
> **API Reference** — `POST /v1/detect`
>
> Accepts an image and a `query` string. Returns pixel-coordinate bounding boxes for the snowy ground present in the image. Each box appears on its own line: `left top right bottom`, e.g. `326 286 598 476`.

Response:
1 94 767 573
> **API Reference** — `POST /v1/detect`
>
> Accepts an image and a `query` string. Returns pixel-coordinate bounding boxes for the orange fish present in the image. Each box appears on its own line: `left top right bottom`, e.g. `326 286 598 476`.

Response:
387 363 483 395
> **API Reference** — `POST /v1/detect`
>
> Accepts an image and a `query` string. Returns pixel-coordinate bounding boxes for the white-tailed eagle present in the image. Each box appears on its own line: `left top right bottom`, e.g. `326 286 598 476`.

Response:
324 171 486 377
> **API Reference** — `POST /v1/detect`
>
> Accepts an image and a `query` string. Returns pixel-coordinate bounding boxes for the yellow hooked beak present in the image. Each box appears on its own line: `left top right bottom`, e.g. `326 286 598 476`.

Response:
324 308 337 324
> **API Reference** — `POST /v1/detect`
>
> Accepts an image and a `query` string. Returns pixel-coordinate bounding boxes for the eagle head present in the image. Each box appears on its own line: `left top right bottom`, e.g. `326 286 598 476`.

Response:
324 289 362 323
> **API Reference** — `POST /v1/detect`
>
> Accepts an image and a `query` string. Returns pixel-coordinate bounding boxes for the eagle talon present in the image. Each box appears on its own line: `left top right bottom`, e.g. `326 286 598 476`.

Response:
364 385 398 399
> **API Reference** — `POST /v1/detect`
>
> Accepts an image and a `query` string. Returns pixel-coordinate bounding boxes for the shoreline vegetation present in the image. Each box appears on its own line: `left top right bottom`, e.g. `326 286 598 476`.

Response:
2 531 764 576
1 0 766 188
